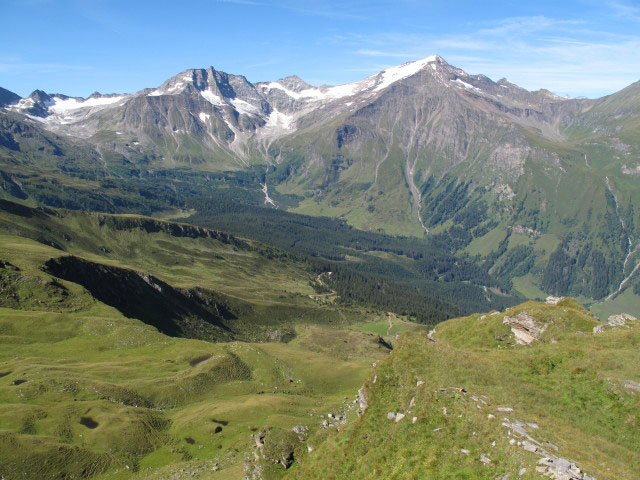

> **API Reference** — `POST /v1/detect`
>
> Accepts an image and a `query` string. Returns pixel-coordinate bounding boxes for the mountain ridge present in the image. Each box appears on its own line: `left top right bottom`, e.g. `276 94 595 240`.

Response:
1 55 639 306
1 55 582 143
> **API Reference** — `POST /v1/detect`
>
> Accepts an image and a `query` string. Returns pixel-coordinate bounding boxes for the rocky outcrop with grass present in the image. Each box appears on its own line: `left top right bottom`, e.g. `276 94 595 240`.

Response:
289 300 640 479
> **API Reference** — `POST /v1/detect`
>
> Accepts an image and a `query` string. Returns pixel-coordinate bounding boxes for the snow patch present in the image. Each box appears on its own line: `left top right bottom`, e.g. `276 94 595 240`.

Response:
200 89 226 106
166 82 186 93
265 109 294 130
262 82 309 99
263 81 361 101
47 95 126 113
322 82 364 99
149 75 192 96
198 112 211 122
230 98 259 115
374 55 437 92
7 98 35 111
452 78 481 92
263 55 437 103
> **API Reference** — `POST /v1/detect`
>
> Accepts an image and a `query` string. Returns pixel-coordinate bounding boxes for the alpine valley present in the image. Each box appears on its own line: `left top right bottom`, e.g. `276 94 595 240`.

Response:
2 55 640 307
0 54 639 480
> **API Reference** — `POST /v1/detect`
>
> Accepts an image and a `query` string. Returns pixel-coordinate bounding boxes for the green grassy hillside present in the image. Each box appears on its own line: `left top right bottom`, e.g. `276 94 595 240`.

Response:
0 302 393 479
289 299 640 480
0 204 331 342
0 198 519 326
0 202 637 479
0 208 399 479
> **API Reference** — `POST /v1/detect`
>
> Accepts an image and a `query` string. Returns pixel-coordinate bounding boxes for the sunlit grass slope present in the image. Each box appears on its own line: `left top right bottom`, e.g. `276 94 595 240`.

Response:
0 200 396 479
289 299 640 480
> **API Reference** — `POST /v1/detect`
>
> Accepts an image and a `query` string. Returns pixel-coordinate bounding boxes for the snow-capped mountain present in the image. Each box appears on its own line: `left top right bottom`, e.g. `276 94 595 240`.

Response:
2 55 639 302
2 55 576 156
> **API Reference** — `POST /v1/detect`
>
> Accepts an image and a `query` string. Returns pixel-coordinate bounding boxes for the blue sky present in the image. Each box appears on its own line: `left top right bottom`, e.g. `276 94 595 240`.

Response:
2 0 640 98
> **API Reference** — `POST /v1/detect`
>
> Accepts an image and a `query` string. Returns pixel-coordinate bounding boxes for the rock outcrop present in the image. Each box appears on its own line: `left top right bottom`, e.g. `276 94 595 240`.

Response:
606 313 637 326
502 419 597 480
593 313 637 333
624 380 640 392
545 296 564 305
503 312 547 344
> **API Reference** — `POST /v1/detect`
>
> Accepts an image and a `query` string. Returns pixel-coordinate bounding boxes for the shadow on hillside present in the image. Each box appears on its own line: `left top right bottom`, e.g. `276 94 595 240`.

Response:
44 255 235 341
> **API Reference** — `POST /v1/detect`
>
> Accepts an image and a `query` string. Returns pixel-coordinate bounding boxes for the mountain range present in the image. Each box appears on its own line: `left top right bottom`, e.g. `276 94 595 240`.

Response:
1 53 639 480
1 55 639 307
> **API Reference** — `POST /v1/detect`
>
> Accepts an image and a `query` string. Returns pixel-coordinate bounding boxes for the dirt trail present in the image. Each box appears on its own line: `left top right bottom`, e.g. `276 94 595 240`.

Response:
387 313 394 336
308 272 337 300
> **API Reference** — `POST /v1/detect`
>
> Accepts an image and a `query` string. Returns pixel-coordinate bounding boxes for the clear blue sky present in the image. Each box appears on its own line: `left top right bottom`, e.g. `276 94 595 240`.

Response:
2 0 639 99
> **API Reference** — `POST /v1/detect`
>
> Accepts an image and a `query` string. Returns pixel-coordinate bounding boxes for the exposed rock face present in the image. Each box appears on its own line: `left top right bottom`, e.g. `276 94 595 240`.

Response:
1 55 589 185
248 427 300 475
96 215 246 247
607 313 637 326
503 312 547 344
592 324 609 334
621 164 640 175
624 380 640 392
545 296 564 305
292 425 309 442
0 87 21 108
427 329 436 341
357 387 368 413
536 457 596 480
595 313 639 333
502 419 597 480
266 328 297 343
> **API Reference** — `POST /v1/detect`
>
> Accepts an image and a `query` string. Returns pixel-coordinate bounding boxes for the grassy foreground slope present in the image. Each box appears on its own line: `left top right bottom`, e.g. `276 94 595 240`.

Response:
0 301 392 479
0 216 398 478
289 299 640 480
1 199 637 479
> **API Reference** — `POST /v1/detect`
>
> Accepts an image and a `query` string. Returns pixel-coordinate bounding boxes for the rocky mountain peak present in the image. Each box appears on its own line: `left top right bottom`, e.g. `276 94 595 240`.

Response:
0 56 605 163
0 87 21 107
431 54 448 65
272 75 312 92
28 89 53 104
10 89 55 117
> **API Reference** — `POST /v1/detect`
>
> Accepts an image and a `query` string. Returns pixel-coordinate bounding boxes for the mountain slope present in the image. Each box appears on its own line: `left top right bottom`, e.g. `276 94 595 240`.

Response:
0 197 438 480
0 235 394 479
0 197 518 332
289 299 640 480
1 56 639 304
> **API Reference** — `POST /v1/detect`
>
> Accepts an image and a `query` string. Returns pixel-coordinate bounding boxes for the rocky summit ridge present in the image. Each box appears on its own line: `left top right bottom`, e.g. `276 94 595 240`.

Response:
2 55 578 146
